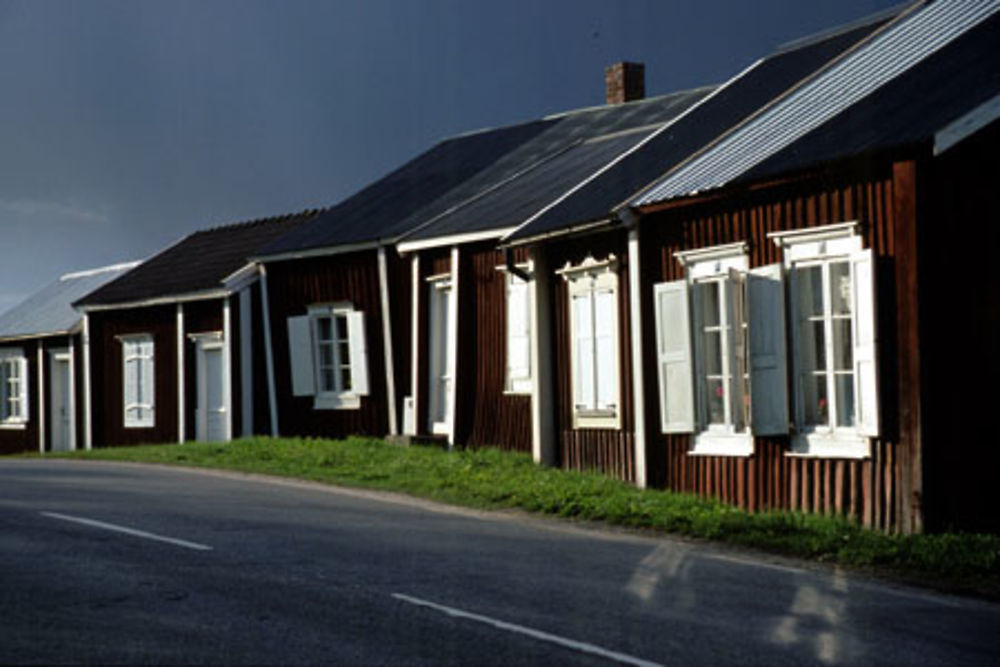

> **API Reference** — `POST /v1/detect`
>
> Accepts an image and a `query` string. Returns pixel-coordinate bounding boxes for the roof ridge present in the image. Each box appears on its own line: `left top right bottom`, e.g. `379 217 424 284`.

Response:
192 206 328 236
59 261 141 281
773 1 919 55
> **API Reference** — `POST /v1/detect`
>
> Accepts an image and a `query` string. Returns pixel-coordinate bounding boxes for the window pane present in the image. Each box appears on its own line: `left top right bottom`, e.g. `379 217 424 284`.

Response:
835 373 855 428
803 374 829 427
830 261 852 316
796 266 824 318
319 343 334 369
705 378 725 425
321 368 336 392
808 320 826 371
317 317 332 342
576 339 594 409
832 319 853 371
698 282 720 327
340 367 352 392
702 329 723 375
335 314 349 342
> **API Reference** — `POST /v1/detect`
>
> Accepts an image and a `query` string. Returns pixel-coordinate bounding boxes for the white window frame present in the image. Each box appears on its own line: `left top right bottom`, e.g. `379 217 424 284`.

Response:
121 334 154 428
0 348 28 428
675 243 752 456
772 222 875 459
503 264 533 395
307 303 365 410
559 255 620 429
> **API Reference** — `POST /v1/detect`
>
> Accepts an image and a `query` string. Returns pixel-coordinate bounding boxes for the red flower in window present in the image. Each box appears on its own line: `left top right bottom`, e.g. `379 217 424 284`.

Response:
715 385 724 398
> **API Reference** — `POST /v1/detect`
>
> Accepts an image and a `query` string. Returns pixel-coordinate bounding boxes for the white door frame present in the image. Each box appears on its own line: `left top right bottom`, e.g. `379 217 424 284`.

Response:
189 332 230 442
427 276 453 436
48 347 75 452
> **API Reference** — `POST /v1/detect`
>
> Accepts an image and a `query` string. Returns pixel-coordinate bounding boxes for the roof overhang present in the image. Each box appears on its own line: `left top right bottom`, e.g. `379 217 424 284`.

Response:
252 239 383 264
397 227 517 254
934 91 1000 156
0 329 76 344
76 288 230 313
500 217 617 249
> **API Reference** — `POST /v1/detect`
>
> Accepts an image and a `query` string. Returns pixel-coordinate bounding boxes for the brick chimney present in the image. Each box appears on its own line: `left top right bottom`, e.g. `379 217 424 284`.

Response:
605 62 645 105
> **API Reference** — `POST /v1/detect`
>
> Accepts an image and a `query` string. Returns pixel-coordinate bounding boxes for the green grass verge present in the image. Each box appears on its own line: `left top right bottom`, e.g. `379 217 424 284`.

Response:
36 436 1000 595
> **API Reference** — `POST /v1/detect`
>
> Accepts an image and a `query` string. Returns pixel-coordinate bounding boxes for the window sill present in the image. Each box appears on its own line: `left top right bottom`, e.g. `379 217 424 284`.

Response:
787 433 870 459
573 411 619 430
0 422 27 430
313 394 362 411
503 388 532 397
689 432 753 457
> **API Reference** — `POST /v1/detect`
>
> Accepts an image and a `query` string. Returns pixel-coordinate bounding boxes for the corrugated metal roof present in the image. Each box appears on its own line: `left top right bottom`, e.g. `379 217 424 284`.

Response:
0 263 138 339
502 5 899 243
77 211 314 307
633 0 1000 206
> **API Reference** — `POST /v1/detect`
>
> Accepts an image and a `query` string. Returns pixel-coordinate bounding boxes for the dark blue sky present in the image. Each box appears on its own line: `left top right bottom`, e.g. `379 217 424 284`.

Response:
0 0 901 311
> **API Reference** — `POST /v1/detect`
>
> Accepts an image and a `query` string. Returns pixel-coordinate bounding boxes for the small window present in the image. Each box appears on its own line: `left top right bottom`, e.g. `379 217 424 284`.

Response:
121 335 154 428
505 271 532 394
560 255 619 429
286 303 369 410
0 350 28 427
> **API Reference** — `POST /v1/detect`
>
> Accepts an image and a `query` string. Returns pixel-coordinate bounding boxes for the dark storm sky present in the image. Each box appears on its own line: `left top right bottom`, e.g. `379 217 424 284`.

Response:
0 0 902 311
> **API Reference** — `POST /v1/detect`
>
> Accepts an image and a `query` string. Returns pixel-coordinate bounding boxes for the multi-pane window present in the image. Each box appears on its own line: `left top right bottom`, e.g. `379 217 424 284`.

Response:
122 335 154 428
314 311 353 394
286 304 369 410
0 352 28 425
564 257 619 429
505 272 532 394
693 277 749 432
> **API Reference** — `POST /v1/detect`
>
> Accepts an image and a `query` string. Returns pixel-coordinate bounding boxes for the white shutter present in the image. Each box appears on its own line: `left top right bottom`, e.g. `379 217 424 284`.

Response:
17 357 28 422
124 353 137 408
347 310 369 396
572 292 594 410
747 263 789 436
654 280 695 433
851 249 879 436
594 288 618 410
286 315 315 397
506 278 531 388
141 349 154 416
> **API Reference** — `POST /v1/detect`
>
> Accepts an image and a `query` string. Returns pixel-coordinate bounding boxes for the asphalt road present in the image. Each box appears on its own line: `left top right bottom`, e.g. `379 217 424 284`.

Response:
1 459 998 665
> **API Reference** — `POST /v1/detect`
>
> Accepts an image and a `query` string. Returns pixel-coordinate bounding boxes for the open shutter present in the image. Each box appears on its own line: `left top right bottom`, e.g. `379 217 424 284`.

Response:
286 315 315 397
347 310 369 396
851 249 879 436
594 288 618 411
747 263 789 436
506 278 531 389
141 349 154 422
18 357 28 422
572 292 594 411
123 351 137 412
654 280 694 433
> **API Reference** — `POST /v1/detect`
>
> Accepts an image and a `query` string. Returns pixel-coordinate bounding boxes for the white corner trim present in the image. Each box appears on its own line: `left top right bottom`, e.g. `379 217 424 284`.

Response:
176 304 185 443
627 229 647 488
222 298 233 442
82 315 92 450
258 265 280 437
408 254 420 436
377 247 398 435
239 287 253 438
37 344 45 453
445 246 460 446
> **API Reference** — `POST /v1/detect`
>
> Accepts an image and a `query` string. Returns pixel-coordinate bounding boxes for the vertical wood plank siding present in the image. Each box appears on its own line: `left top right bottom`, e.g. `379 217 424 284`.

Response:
265 252 388 438
641 164 908 531
547 231 635 481
89 305 179 447
454 244 531 453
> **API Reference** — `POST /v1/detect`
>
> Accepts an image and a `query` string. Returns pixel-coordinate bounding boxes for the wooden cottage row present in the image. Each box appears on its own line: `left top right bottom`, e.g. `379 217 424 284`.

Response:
2 1 997 534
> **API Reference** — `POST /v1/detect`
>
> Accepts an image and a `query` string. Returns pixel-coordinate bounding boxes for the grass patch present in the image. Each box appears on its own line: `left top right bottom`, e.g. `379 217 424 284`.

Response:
35 436 1000 595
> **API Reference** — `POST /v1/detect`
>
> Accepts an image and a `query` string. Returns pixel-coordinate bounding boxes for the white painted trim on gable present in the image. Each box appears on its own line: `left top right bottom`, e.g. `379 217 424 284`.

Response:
445 246 460 446
627 228 647 488
78 289 231 313
259 265 279 437
528 246 555 466
221 261 261 293
82 314 92 451
176 304 185 443
397 227 518 254
377 247 398 436
252 240 382 265
239 286 253 437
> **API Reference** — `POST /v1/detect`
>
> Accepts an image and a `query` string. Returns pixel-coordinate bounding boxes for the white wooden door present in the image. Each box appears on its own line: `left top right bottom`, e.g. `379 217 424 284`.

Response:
196 342 227 442
428 281 452 435
49 351 74 452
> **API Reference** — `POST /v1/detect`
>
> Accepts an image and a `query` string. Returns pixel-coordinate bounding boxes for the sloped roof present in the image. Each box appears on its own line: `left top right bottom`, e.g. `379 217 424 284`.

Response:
258 119 555 257
502 3 902 243
399 88 712 245
77 211 315 308
261 88 712 256
632 0 1000 207
0 262 138 339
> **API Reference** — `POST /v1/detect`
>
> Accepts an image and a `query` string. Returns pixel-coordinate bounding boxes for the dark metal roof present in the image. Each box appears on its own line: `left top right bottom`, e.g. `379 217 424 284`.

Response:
738 10 1000 184
261 88 712 255
504 5 901 243
0 263 138 339
632 0 998 206
400 88 713 243
258 120 555 257
77 211 316 308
